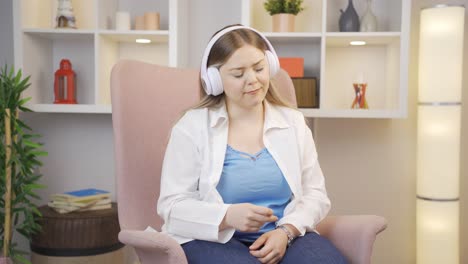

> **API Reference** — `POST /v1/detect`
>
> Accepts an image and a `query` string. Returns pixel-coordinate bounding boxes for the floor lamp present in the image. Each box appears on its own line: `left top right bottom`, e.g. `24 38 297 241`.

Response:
417 5 465 264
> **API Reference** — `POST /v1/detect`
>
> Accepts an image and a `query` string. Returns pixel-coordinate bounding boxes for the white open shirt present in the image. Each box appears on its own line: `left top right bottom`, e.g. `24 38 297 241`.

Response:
157 100 330 244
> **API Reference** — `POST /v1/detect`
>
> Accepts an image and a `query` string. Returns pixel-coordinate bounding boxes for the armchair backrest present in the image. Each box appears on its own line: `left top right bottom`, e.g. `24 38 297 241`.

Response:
111 60 296 231
111 60 200 230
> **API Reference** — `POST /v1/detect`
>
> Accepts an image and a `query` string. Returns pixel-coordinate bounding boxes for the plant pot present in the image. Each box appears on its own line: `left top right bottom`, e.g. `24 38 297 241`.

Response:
0 257 13 264
272 13 295 32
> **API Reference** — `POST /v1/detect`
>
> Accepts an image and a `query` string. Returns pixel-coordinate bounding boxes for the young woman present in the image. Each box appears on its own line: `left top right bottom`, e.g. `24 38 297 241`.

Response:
157 25 347 264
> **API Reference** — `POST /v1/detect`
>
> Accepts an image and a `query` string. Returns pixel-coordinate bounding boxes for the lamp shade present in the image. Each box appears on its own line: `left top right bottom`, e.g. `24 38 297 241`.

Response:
418 6 465 102
417 105 461 199
417 5 464 264
417 199 459 264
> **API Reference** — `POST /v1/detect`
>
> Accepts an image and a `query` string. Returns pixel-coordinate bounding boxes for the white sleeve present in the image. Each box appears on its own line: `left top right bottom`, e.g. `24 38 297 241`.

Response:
157 126 235 243
276 117 331 236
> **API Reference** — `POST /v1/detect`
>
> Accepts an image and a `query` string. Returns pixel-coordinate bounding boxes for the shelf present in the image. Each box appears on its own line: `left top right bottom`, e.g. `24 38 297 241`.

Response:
325 32 400 47
97 0 170 30
20 0 96 30
264 32 322 38
29 104 111 114
21 32 95 105
322 39 401 112
299 108 404 119
326 32 401 37
23 29 95 41
273 41 321 78
326 0 402 32
26 106 405 117
243 0 323 33
263 32 322 45
14 0 410 119
98 30 169 43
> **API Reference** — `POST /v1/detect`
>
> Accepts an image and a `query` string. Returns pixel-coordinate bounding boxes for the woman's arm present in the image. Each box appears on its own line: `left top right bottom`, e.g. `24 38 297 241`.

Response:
275 116 331 236
157 125 235 243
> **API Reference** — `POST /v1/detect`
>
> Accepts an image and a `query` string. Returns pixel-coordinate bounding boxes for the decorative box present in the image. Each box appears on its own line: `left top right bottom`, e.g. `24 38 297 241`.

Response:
292 77 318 108
279 57 304 78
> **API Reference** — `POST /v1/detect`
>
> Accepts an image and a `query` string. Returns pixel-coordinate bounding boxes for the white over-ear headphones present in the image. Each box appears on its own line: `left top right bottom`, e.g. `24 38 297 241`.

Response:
200 25 280 96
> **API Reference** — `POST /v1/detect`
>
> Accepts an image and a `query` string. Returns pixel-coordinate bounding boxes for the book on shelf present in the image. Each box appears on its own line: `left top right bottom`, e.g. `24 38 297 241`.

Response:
48 198 112 214
50 188 110 202
48 188 112 214
48 202 112 214
49 197 111 208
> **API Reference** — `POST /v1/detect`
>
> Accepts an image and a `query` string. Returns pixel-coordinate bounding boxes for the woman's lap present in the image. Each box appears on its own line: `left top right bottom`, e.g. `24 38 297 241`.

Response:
181 232 348 264
281 232 348 264
182 238 259 264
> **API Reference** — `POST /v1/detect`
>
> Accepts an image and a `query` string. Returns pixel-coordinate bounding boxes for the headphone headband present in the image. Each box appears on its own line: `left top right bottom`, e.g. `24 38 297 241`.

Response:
200 25 280 95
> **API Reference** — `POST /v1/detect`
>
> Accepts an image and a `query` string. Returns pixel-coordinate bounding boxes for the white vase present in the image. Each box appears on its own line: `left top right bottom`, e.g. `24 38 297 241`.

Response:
360 0 377 32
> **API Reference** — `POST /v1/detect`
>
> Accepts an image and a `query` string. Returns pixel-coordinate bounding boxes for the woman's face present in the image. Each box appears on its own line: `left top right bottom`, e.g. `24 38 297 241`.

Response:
218 44 270 110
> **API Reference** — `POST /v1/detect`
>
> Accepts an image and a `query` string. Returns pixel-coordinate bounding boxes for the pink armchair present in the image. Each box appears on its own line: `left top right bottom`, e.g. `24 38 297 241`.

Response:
111 60 387 264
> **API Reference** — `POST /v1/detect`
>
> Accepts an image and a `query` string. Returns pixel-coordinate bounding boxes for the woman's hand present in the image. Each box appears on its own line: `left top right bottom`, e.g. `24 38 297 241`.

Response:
249 229 288 264
220 203 278 232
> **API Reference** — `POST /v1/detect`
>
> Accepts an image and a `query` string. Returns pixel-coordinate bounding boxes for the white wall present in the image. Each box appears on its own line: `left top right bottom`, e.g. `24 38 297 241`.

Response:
186 0 242 67
0 0 13 65
2 0 468 263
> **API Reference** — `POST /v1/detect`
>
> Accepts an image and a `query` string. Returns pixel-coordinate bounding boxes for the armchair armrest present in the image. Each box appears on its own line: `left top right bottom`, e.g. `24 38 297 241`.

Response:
119 229 187 264
316 215 387 264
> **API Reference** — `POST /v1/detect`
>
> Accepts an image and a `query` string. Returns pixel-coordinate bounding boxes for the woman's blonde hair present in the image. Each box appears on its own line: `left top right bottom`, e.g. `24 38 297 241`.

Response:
191 25 293 110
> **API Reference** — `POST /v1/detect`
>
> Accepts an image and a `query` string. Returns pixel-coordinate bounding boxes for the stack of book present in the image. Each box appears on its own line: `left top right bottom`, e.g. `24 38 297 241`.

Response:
48 188 111 214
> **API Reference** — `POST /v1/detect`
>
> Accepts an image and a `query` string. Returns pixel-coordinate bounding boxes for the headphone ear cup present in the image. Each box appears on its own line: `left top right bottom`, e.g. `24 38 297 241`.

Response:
201 75 211 95
265 50 279 77
207 67 224 96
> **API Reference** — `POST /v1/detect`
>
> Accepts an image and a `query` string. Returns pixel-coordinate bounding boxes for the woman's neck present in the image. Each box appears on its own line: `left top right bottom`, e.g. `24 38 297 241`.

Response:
226 100 264 125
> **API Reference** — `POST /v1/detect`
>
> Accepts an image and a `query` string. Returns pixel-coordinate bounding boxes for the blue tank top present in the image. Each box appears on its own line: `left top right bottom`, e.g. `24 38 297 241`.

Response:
216 145 292 242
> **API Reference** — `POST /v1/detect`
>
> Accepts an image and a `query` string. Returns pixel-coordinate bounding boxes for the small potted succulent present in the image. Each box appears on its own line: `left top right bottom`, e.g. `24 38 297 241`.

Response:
264 0 305 32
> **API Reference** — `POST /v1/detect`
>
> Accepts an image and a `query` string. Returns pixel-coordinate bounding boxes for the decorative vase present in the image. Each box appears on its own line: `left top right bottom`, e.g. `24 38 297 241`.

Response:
351 83 369 109
55 0 77 29
272 14 295 32
339 0 360 32
360 0 378 32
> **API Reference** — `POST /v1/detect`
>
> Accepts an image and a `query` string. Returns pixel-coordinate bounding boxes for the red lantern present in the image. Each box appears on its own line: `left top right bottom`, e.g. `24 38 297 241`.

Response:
54 59 77 104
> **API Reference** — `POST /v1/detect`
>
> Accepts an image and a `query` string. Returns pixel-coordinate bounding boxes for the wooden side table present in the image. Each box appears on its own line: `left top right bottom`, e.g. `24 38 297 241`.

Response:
31 203 128 264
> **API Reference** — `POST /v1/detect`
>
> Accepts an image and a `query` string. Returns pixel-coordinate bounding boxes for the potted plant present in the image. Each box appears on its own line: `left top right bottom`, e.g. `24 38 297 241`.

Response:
1 65 46 264
264 0 305 32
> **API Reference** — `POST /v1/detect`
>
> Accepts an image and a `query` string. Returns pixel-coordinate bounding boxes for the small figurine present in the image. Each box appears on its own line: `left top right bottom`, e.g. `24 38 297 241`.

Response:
56 0 77 29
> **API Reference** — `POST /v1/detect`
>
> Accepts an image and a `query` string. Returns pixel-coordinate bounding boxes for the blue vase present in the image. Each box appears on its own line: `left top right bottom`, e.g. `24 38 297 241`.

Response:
339 0 360 32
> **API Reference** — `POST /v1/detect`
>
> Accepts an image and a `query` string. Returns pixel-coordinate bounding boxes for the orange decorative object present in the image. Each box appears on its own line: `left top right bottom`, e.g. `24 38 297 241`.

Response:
279 57 304 77
351 83 369 109
54 59 77 104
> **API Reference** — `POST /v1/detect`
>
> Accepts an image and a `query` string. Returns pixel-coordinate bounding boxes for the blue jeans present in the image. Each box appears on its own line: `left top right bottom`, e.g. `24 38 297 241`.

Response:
182 232 348 264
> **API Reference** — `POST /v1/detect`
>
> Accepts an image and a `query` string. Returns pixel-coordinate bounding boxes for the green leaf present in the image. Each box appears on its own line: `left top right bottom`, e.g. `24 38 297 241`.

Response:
18 96 32 106
14 253 32 264
264 0 304 15
29 151 48 156
23 139 41 148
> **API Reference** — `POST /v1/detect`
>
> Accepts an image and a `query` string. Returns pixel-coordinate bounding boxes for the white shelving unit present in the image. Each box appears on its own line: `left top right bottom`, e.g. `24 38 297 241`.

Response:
13 0 188 113
242 0 411 118
14 0 410 118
